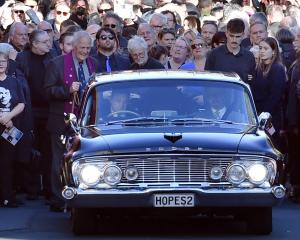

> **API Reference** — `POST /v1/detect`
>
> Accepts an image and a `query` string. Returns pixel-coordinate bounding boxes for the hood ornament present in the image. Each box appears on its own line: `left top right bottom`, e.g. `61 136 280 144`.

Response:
164 133 182 143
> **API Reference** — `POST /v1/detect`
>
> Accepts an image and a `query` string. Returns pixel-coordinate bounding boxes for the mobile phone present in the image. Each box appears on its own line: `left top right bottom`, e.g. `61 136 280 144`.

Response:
26 8 40 24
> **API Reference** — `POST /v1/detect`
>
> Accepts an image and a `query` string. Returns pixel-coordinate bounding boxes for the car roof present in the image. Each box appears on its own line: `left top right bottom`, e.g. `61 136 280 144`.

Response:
93 70 246 86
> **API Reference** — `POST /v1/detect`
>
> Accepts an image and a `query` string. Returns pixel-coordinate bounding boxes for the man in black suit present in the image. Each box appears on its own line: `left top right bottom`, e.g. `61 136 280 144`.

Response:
44 31 101 211
16 29 57 201
93 27 130 73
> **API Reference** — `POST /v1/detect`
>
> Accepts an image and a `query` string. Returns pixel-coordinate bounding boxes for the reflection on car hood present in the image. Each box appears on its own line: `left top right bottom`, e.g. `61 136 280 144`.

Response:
76 126 247 157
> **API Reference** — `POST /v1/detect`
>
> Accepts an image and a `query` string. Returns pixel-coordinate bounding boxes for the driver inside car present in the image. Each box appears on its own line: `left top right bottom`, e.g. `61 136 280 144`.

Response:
106 90 140 120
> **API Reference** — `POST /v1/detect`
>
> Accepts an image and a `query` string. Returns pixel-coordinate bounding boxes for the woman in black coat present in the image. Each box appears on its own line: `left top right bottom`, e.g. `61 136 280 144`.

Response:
251 37 286 148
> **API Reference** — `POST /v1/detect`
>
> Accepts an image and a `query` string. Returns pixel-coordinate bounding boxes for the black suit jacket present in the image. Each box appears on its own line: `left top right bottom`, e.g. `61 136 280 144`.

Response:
93 52 131 72
44 55 101 134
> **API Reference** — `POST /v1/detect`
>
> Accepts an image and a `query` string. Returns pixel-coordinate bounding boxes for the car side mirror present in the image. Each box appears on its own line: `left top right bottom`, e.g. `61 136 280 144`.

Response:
64 113 79 134
258 112 275 135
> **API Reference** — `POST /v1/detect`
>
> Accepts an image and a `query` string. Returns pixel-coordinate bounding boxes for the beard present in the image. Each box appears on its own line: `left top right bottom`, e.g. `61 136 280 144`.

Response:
100 44 114 51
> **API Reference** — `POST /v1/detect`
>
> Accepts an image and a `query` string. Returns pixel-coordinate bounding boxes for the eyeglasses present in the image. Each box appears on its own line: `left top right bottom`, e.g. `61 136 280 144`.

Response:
191 43 206 49
43 29 53 33
99 35 114 40
14 10 24 14
152 25 163 29
98 8 112 14
104 24 117 29
131 52 145 59
56 11 69 16
26 5 35 8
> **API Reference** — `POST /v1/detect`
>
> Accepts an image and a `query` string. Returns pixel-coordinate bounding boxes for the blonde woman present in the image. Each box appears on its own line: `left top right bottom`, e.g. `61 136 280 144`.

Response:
180 36 209 71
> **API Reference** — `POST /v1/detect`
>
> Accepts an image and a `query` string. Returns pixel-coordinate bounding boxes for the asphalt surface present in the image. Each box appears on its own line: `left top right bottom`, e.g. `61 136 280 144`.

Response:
0 195 300 239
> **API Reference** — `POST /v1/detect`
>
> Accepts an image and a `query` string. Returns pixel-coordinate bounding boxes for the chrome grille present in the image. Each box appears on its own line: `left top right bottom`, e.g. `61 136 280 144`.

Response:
114 155 233 183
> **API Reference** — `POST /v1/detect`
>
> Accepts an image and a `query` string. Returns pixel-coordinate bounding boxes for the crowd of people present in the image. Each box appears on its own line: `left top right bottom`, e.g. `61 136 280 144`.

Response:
0 0 300 211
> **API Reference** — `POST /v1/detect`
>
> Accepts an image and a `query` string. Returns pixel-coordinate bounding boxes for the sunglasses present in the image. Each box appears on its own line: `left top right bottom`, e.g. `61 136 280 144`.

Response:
104 24 117 29
44 29 53 33
56 11 69 16
14 10 24 14
98 8 112 14
99 35 114 40
191 43 206 49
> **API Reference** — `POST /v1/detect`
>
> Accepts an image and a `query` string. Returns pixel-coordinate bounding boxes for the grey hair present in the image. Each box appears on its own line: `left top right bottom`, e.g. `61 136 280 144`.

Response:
9 22 27 38
72 30 92 46
127 35 148 54
137 23 155 35
0 43 14 55
149 13 168 26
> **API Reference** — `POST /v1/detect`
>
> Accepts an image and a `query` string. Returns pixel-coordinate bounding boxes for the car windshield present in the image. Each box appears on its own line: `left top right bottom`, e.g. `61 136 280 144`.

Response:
81 79 257 126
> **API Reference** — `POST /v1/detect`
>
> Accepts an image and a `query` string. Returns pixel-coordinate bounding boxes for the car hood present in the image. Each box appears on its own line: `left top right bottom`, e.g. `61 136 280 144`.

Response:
75 126 247 157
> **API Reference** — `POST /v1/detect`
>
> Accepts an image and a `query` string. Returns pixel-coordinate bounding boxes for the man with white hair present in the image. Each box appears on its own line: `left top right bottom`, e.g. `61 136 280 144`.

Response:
9 22 29 52
149 13 167 35
137 23 157 48
128 35 164 69
44 30 101 212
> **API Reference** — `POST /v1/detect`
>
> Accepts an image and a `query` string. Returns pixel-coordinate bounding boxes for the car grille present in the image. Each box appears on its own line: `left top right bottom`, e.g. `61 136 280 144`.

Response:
114 155 233 184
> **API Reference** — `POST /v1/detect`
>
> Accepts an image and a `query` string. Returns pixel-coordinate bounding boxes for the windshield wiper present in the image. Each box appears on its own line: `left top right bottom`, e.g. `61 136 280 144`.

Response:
105 117 169 126
171 118 233 125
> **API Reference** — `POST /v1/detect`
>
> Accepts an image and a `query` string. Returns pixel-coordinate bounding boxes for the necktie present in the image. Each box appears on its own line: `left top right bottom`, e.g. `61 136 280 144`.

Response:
106 56 111 73
77 62 86 96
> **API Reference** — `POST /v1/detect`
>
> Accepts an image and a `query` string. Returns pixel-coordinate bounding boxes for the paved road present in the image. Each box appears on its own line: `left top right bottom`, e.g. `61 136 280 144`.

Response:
0 196 300 239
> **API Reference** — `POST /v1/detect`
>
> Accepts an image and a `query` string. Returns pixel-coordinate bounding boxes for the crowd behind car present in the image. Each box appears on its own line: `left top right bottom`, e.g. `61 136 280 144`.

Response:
0 0 300 211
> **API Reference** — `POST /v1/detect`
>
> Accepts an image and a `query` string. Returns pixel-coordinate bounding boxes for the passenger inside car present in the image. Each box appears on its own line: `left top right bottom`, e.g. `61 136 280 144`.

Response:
198 88 247 123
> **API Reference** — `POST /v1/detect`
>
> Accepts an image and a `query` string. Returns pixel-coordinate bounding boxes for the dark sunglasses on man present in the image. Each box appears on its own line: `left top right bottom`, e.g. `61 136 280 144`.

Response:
14 10 25 14
98 8 112 14
99 35 114 40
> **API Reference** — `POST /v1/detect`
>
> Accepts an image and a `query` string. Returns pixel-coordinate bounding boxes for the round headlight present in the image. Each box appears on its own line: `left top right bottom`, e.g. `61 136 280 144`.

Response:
103 165 122 185
210 166 223 180
227 164 246 184
248 163 268 184
125 166 139 181
80 165 101 186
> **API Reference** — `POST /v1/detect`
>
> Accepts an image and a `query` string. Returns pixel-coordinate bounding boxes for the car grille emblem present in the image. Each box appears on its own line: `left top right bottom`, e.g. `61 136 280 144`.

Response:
164 133 182 143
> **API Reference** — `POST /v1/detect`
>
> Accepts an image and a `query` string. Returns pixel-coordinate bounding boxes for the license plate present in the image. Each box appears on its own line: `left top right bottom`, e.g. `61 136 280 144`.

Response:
154 194 194 207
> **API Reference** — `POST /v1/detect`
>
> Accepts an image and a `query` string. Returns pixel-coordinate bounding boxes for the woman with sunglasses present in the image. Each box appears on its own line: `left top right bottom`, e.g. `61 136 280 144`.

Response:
180 36 209 71
52 2 71 34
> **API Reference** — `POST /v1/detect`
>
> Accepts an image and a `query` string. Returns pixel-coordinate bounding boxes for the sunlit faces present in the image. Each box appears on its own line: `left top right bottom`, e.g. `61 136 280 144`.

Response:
55 4 70 24
60 35 73 55
137 25 156 47
34 33 51 54
259 41 274 62
171 39 189 60
160 33 175 49
12 6 26 23
225 31 244 51
150 15 164 34
250 23 267 46
164 12 175 29
191 39 208 58
201 23 217 45
130 48 148 65
103 17 121 35
11 25 29 49
73 37 92 62
97 31 115 51
98 3 112 18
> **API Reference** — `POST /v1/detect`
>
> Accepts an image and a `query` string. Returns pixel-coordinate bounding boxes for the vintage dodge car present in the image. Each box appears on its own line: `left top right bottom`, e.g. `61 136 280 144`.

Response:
61 70 285 235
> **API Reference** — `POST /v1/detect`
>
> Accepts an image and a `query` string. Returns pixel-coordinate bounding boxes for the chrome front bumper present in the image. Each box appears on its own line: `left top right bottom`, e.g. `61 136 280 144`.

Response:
62 185 285 208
